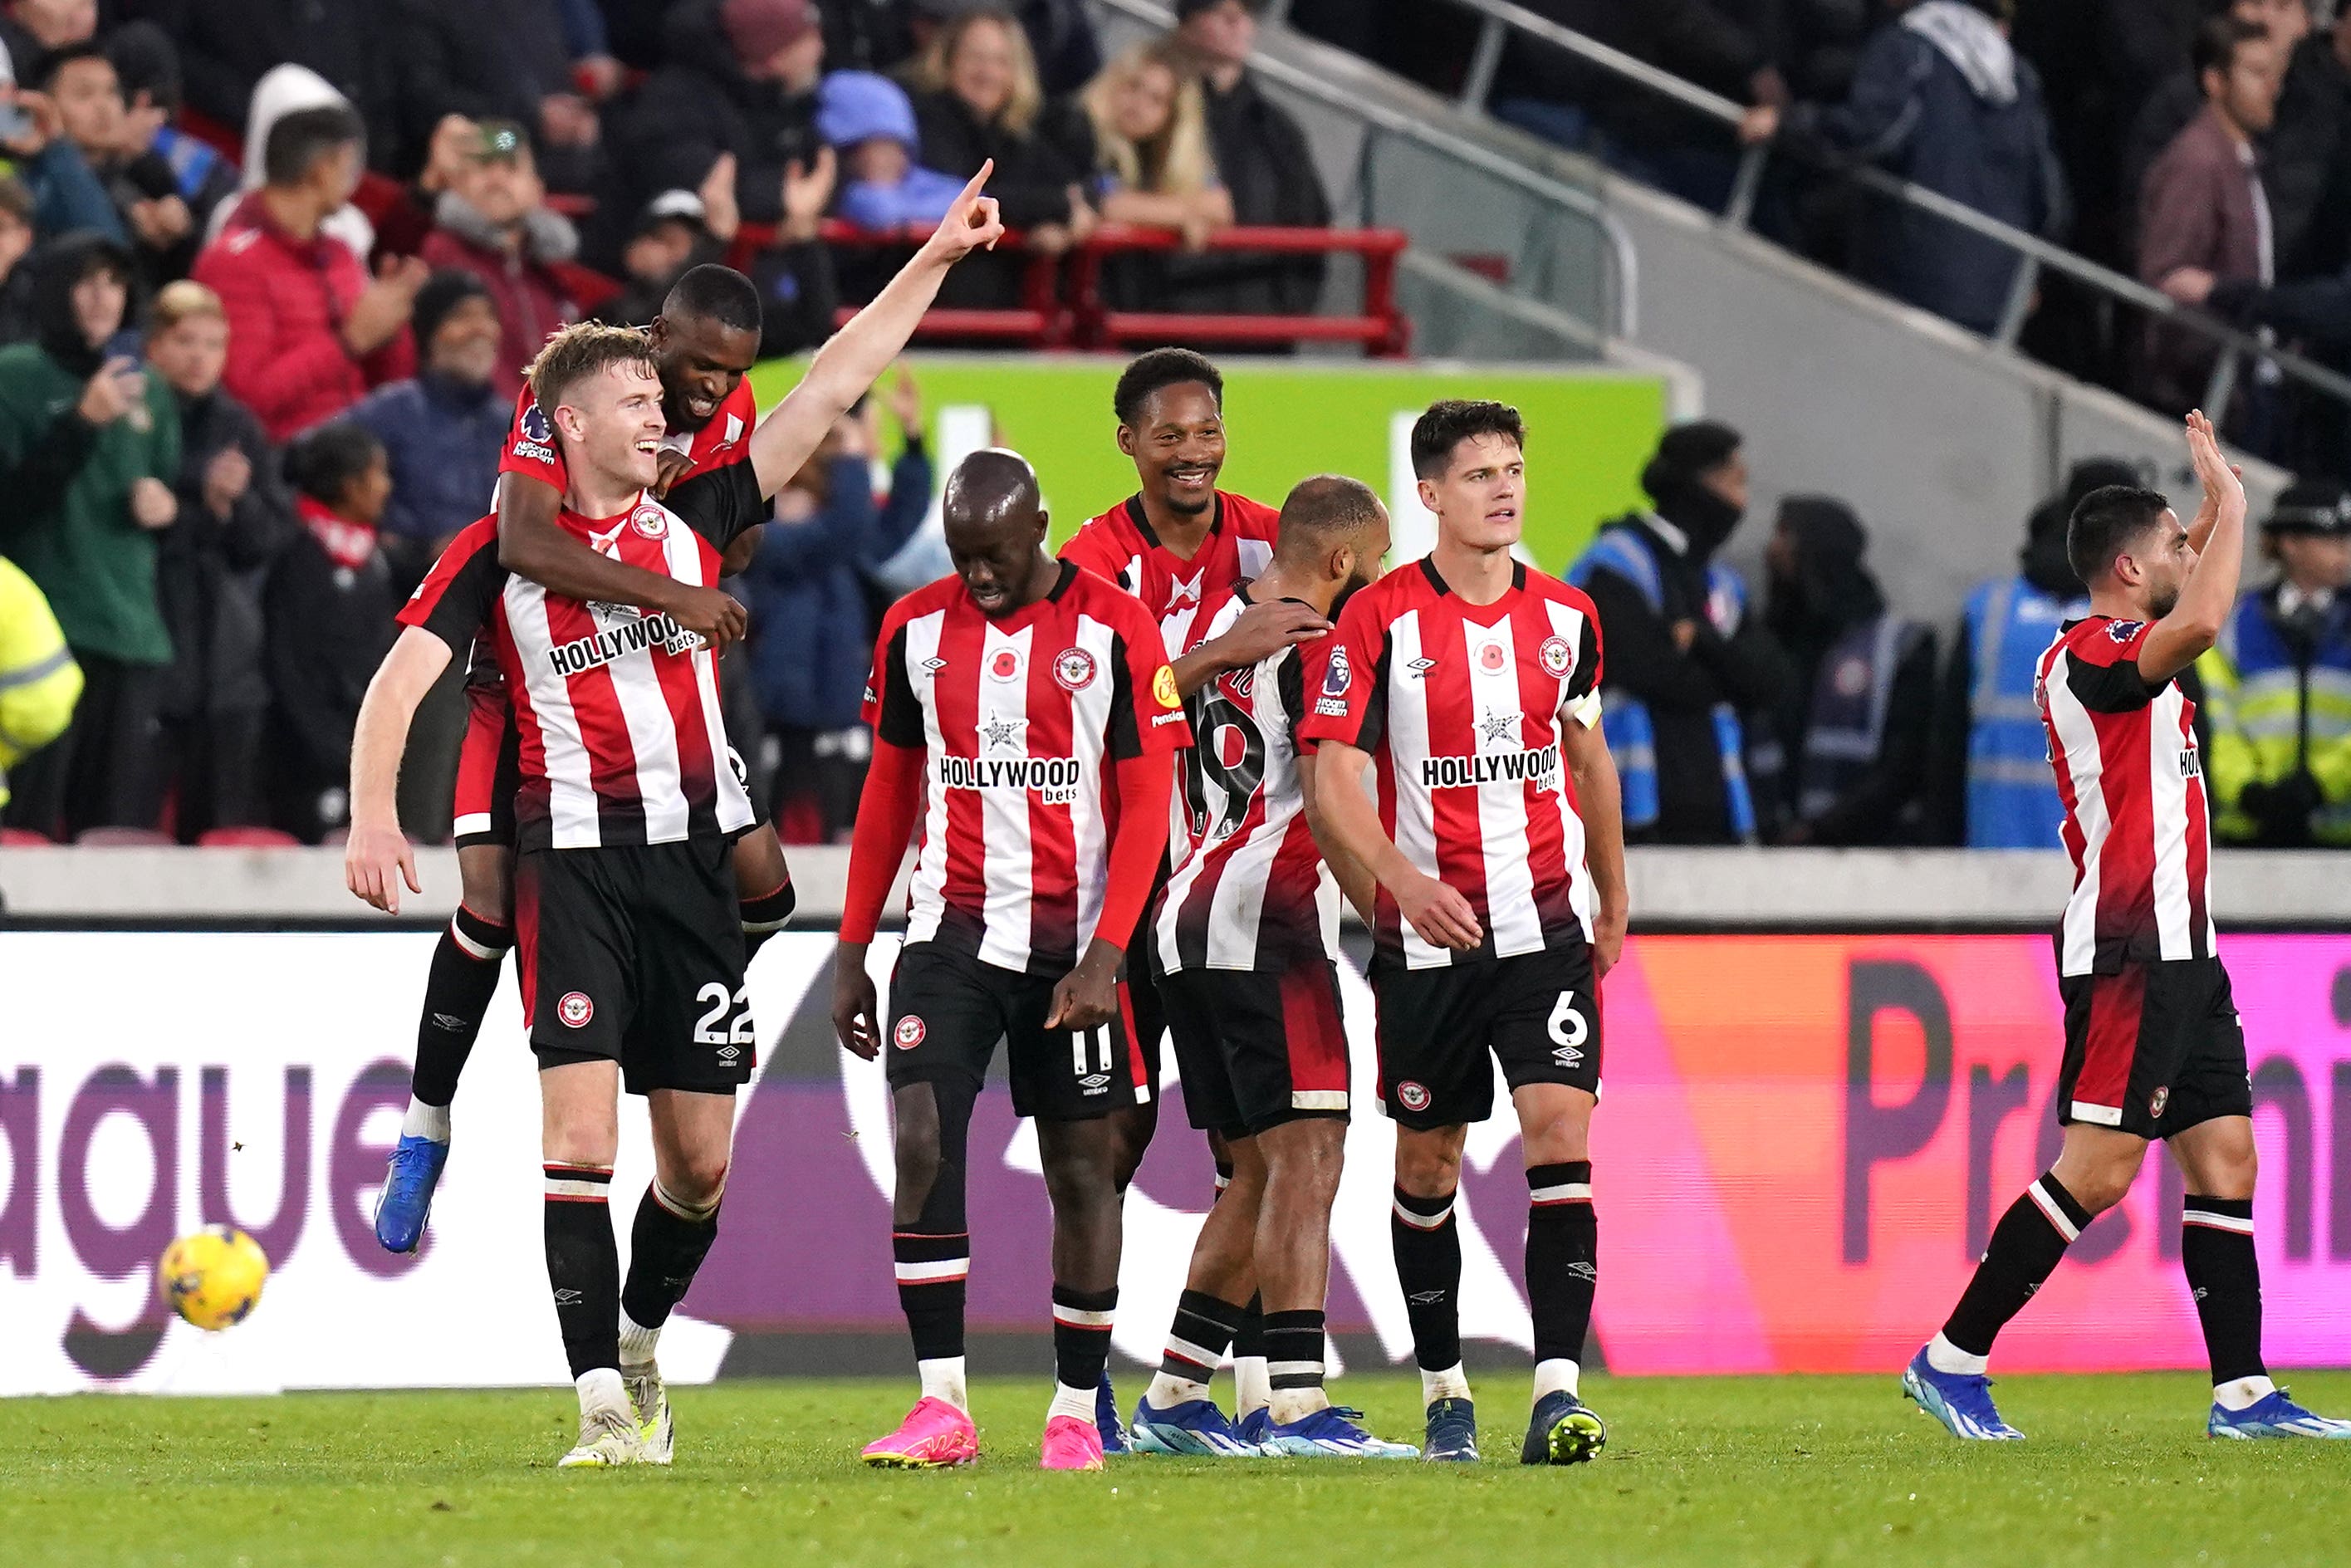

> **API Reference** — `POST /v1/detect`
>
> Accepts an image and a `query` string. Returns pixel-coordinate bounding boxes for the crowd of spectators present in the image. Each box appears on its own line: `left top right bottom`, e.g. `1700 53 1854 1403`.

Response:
1304 0 2351 472
0 0 1344 845
1564 420 2351 850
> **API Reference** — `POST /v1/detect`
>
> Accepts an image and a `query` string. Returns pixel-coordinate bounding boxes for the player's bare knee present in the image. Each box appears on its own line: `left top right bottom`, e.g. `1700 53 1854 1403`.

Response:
456 845 512 926
1393 1126 1464 1200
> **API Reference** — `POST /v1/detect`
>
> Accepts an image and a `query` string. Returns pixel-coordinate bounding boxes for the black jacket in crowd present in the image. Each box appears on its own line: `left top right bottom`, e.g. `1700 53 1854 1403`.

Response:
605 0 823 259
909 88 1083 309
387 0 591 187
1190 71 1333 318
118 0 399 169
158 383 293 725
1579 510 1790 845
263 522 395 841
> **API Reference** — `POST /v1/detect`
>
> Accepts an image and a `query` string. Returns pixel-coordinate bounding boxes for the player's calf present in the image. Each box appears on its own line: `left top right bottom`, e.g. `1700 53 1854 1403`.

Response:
376 904 512 1253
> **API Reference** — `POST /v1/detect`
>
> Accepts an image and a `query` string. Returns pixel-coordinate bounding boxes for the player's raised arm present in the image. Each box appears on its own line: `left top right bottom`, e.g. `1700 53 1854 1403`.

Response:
1560 713 1629 978
1310 738 1482 950
749 164 1004 499
2138 410 2247 686
344 626 453 914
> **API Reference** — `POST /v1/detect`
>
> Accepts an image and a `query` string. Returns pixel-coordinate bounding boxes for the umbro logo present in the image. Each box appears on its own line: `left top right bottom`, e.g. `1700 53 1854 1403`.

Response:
1406 1290 1447 1305
429 1012 468 1031
1406 657 1437 678
717 1045 741 1062
1552 1043 1583 1069
922 657 948 673
1566 1262 1598 1282
552 1288 583 1305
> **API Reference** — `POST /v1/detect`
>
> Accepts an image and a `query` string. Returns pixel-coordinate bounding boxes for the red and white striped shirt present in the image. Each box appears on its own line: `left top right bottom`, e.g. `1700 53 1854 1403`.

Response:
2035 615 2216 975
1154 590 1339 975
864 561 1192 974
399 464 765 850
1297 558 1605 969
498 378 757 493
1060 491 1280 657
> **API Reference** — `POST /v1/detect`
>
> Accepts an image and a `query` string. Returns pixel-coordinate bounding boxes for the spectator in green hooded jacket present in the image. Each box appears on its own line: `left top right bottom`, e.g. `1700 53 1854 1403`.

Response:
0 231 182 838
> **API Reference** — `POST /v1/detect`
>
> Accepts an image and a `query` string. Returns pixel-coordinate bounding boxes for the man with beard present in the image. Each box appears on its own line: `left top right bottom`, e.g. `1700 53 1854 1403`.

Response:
1569 420 1787 845
1753 497 1937 845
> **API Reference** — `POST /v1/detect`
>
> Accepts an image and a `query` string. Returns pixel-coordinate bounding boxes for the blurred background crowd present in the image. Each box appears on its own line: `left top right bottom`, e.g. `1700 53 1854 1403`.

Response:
0 0 2342 860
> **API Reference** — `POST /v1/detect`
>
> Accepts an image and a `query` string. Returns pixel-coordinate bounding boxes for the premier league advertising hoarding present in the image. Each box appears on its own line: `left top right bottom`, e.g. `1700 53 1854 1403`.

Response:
3 931 2348 1395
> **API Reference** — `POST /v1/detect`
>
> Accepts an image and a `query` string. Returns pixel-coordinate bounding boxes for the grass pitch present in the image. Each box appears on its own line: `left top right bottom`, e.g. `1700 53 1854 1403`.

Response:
7 1371 2346 1566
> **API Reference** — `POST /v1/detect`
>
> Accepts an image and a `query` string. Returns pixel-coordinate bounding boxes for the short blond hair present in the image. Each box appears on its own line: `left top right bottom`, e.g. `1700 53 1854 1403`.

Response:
151 280 225 333
526 321 658 416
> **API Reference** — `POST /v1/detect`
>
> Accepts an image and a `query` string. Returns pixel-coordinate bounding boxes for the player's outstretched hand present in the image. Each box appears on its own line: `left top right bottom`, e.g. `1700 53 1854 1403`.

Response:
345 820 419 915
833 943 883 1060
1394 869 1482 950
921 159 1004 265
1044 944 1120 1032
1211 597 1330 668
2183 409 2243 508
668 584 748 650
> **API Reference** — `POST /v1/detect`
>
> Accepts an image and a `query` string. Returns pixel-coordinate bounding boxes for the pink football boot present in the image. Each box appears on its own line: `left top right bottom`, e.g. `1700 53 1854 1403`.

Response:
861 1397 980 1468
1040 1413 1106 1472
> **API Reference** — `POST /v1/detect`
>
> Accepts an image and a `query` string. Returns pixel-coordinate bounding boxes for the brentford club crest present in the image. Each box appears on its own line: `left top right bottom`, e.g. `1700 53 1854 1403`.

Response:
1395 1080 1432 1112
557 992 594 1028
1477 642 1508 673
1539 635 1574 679
894 1016 927 1050
630 506 667 539
987 648 1023 683
1053 648 1097 691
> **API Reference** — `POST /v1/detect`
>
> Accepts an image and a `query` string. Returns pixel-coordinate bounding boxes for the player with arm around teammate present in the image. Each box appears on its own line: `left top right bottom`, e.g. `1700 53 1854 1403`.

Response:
1902 414 2351 1443
1300 400 1629 1468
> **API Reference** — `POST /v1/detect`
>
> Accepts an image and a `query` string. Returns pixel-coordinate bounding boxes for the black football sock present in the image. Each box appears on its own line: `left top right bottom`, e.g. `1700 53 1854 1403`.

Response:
1051 1283 1118 1396
1526 1162 1596 1380
1391 1185 1462 1374
738 877 795 961
1940 1171 2091 1360
1264 1309 1327 1401
2182 1196 2266 1388
894 1076 973 1368
1157 1288 1245 1389
410 907 510 1110
619 1181 721 1353
543 1163 620 1379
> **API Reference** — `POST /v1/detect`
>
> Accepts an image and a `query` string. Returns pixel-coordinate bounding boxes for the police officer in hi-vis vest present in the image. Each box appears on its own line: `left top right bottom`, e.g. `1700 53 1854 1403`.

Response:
2198 482 2351 848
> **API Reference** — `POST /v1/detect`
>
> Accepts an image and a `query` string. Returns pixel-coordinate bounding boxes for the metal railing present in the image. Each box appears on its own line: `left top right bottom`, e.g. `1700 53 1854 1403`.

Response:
1090 0 1639 338
1420 0 2351 425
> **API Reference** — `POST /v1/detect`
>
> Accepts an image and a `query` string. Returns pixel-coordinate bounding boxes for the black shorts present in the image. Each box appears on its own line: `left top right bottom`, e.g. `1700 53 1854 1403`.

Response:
887 941 1138 1121
1372 944 1601 1130
1159 963 1350 1139
516 836 753 1096
2057 957 2250 1139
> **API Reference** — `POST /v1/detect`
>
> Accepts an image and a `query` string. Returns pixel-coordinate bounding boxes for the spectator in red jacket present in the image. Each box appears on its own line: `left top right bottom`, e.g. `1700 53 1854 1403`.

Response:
418 119 580 396
189 103 424 443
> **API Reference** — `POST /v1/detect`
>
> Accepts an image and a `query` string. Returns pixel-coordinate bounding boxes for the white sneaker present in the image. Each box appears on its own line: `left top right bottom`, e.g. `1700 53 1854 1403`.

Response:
557 1403 648 1468
624 1358 673 1465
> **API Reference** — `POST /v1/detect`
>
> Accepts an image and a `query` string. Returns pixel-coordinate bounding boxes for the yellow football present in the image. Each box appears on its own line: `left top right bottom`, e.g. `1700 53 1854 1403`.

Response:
155 1226 270 1331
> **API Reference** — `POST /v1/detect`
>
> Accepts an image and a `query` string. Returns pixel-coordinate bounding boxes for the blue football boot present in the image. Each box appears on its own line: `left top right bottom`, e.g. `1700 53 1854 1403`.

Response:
1097 1370 1132 1455
1235 1406 1274 1450
1902 1346 2025 1440
372 1134 449 1254
1129 1394 1261 1456
1261 1405 1418 1458
2209 1389 2351 1438
1521 1389 1607 1465
1423 1396 1479 1463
